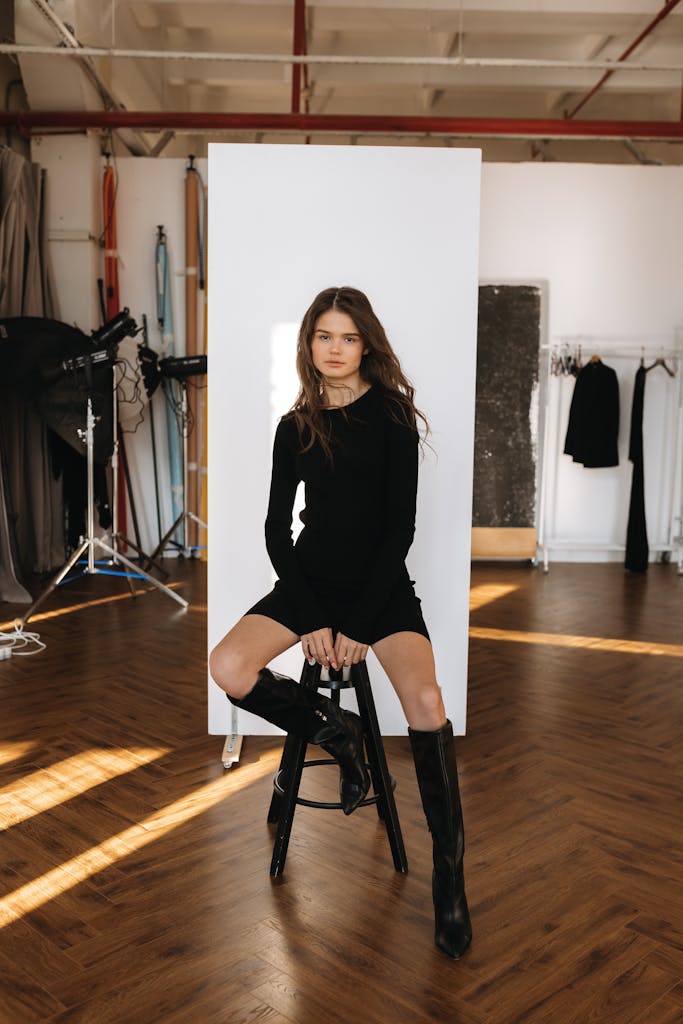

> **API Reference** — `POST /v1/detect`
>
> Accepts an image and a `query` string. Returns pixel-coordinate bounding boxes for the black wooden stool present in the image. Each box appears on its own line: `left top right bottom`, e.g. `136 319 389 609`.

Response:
267 658 409 877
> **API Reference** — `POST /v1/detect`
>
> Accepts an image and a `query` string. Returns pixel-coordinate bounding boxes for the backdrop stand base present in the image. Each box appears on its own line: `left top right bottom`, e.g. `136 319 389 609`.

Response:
221 733 243 769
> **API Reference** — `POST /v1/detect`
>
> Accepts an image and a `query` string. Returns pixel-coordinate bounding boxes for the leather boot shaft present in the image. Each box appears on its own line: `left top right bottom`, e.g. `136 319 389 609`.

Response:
409 720 465 869
409 720 472 959
232 667 370 814
232 668 345 743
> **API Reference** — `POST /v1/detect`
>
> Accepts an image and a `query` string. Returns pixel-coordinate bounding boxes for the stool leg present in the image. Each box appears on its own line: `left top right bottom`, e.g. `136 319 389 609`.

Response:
353 663 409 873
269 660 319 876
267 731 299 824
269 734 307 876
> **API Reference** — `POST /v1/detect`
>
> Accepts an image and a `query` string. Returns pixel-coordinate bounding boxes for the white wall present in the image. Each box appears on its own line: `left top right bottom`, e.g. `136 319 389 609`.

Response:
207 144 482 736
479 164 683 561
34 133 102 330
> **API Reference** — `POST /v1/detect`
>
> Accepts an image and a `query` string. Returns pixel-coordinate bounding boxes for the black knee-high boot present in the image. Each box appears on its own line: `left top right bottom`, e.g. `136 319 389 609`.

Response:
409 720 472 959
231 667 370 815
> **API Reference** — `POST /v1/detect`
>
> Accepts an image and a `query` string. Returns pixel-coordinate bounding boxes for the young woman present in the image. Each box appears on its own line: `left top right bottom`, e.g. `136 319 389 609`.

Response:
209 287 472 959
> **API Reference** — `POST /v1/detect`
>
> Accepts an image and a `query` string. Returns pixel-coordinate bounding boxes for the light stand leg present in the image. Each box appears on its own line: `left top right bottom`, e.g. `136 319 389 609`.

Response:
109 376 137 597
20 395 189 629
146 511 185 567
94 540 188 608
19 538 90 628
111 378 119 560
187 510 208 531
181 380 189 556
114 533 168 577
86 400 96 574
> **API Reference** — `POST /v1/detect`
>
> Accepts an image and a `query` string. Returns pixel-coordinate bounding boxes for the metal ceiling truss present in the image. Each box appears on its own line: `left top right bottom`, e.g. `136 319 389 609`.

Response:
6 0 683 148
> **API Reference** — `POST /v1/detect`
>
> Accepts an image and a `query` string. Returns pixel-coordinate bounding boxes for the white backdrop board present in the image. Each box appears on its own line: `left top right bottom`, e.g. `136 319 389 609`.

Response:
207 144 481 736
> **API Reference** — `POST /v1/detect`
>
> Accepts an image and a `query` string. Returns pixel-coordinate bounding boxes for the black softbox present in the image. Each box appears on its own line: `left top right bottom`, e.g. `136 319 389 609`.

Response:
0 316 114 463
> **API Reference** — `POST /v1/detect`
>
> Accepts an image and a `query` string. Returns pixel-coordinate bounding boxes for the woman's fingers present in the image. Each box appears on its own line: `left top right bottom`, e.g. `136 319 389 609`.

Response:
302 627 337 668
321 627 338 669
350 643 368 664
323 626 339 667
302 631 367 670
334 633 368 665
301 635 316 664
302 631 322 665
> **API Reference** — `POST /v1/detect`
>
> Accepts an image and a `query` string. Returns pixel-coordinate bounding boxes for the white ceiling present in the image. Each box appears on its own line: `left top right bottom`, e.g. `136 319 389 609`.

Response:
10 0 683 161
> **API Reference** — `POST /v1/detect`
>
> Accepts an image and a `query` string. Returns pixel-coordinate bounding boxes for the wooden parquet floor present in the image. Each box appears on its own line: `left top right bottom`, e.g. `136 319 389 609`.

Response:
1 560 682 1023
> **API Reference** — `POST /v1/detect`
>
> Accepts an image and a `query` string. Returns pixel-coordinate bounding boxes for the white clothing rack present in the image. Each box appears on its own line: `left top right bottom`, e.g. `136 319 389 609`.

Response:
537 338 683 573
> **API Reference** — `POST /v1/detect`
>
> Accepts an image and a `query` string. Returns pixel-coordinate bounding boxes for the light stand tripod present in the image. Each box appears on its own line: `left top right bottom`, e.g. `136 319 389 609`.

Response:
147 376 207 564
20 398 188 628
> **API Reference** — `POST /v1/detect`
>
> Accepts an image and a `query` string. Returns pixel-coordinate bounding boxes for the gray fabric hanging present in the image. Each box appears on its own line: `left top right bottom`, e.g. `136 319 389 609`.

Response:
0 452 30 602
0 146 63 600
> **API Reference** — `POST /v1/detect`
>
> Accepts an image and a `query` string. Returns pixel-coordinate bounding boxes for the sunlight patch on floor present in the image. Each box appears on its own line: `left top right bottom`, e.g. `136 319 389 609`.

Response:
469 625 683 658
0 750 281 929
0 742 38 768
0 582 185 631
469 582 520 612
0 747 170 827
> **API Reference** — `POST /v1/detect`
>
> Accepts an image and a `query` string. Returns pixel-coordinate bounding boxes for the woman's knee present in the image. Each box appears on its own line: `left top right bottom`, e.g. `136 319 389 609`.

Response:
405 682 447 731
208 642 258 700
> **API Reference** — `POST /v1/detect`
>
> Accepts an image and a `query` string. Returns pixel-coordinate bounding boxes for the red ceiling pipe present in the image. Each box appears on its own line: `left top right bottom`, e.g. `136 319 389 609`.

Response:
291 0 307 115
3 110 683 140
566 0 682 120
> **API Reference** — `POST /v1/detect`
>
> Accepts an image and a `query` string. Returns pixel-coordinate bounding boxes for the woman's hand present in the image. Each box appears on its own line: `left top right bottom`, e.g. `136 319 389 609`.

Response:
333 632 368 667
301 627 338 669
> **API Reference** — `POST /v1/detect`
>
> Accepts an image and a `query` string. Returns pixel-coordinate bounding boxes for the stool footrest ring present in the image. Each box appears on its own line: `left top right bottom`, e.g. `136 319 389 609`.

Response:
274 758 396 812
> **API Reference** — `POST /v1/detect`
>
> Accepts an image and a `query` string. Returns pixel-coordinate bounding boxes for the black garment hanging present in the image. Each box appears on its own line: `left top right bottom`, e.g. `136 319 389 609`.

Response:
625 365 649 572
564 358 620 468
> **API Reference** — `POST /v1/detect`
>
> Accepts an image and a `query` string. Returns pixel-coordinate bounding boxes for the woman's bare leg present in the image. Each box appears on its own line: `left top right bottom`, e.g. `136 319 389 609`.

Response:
209 614 299 699
371 631 447 731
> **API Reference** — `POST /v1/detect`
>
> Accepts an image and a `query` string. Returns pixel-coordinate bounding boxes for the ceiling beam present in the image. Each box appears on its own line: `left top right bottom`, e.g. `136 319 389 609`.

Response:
565 0 683 118
4 109 683 140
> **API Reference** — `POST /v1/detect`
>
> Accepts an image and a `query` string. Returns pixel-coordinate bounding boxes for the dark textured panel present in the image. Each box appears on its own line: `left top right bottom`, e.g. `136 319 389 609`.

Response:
472 284 541 528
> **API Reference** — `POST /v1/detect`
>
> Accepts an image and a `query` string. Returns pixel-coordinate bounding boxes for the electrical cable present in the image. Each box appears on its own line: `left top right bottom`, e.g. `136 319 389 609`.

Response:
114 353 146 434
0 623 46 657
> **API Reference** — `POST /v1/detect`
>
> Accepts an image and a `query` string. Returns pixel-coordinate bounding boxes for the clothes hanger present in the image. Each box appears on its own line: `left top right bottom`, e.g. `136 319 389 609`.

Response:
645 357 675 377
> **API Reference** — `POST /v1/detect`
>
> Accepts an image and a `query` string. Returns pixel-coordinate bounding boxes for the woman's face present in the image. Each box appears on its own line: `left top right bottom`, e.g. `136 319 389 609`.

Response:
311 309 368 384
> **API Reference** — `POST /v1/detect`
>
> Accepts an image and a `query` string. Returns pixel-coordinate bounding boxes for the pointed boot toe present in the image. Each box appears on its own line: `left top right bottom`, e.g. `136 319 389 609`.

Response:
435 925 472 960
322 710 370 815
340 777 367 815
434 876 472 958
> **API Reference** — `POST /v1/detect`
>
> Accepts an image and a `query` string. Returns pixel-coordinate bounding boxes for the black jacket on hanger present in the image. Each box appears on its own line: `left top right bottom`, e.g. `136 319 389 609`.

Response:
625 365 649 572
564 359 620 468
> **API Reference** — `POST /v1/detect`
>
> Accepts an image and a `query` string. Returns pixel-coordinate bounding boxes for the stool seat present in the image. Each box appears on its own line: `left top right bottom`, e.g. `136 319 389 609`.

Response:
267 658 409 877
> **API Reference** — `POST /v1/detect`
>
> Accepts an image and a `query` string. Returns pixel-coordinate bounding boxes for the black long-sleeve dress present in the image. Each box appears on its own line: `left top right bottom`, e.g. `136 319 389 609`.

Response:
245 385 429 645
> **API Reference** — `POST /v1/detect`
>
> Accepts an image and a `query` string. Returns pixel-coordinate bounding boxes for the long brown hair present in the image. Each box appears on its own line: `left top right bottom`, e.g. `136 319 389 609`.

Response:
291 286 430 460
